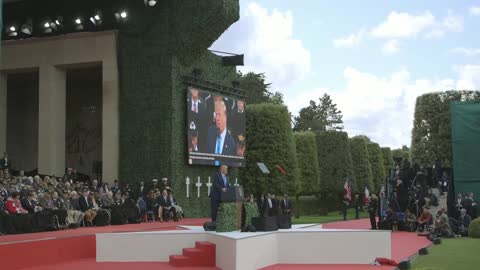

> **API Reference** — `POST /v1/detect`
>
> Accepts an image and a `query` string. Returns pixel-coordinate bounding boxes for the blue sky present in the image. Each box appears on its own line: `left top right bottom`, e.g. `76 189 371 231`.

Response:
211 0 480 148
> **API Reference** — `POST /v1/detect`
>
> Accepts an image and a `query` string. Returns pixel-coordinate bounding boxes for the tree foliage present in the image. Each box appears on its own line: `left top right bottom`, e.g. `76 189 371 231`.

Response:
294 93 344 132
239 104 299 196
392 145 411 166
381 147 394 177
411 91 480 167
349 136 374 194
236 71 284 105
367 142 386 192
315 131 354 200
294 132 321 195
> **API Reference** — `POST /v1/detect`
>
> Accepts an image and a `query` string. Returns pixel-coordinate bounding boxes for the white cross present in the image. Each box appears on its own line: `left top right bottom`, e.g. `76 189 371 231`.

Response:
186 177 191 198
234 178 240 186
196 176 203 198
206 176 212 196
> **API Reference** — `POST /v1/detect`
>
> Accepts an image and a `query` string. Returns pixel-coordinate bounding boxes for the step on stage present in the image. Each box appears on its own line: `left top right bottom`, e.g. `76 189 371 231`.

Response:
97 224 391 269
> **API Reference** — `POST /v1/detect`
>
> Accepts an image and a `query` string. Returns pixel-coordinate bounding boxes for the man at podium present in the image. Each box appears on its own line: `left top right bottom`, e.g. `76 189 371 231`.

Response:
211 165 230 222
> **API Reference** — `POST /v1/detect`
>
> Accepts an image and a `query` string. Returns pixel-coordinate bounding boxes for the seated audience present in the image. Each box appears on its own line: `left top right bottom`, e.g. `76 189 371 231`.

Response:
417 208 432 232
405 209 417 232
5 192 29 214
79 189 97 226
159 189 176 221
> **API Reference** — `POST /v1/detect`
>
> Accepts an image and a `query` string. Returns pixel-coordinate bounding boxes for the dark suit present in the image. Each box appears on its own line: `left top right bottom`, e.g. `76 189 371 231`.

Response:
0 157 10 170
280 199 292 215
78 196 91 212
158 195 176 220
207 126 236 156
211 172 229 221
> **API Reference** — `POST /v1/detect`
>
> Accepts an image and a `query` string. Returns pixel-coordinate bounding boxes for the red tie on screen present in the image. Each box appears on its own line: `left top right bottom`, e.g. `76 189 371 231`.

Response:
194 102 197 113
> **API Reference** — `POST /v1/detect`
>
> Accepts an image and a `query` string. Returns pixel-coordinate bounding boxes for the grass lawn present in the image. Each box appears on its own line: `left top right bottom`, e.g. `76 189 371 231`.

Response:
292 208 368 224
412 238 480 270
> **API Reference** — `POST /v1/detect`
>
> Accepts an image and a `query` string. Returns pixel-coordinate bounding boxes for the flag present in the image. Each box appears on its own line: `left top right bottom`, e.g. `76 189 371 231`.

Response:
344 178 351 201
276 165 287 174
364 186 370 204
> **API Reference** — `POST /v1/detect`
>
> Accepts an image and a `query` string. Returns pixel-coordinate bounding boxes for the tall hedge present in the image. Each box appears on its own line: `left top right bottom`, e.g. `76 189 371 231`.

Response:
316 131 354 200
239 104 299 196
411 91 480 167
367 142 386 192
349 136 373 194
381 147 394 177
294 132 321 195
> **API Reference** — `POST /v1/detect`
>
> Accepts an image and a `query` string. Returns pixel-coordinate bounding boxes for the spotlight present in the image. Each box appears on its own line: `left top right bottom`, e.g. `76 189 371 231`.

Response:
144 0 157 7
115 10 128 23
44 22 50 28
20 19 33 35
6 25 18 37
74 17 84 31
75 18 82 25
90 11 103 26
55 20 61 25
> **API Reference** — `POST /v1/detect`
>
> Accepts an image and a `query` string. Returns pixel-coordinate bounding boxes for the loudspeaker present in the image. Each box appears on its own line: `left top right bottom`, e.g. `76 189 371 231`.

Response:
433 238 442 245
252 216 278 231
397 260 411 270
203 221 216 231
277 214 292 229
418 247 428 255
247 224 256 232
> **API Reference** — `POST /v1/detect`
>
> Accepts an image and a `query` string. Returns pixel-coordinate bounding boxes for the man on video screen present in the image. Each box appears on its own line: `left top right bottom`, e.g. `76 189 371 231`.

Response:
207 101 236 157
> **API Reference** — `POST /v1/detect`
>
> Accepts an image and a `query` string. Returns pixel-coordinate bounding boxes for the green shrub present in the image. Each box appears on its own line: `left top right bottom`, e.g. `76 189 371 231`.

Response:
216 203 238 232
349 136 374 194
244 202 259 226
240 104 299 196
468 217 480 238
367 142 386 192
381 147 394 176
294 132 321 195
316 131 354 198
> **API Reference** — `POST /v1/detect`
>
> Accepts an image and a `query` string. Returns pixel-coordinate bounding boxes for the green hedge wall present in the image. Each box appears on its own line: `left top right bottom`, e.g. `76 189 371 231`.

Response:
315 131 354 200
117 0 240 218
239 104 299 196
349 136 373 194
294 132 320 195
367 142 386 192
411 91 480 167
381 147 394 177
244 202 259 226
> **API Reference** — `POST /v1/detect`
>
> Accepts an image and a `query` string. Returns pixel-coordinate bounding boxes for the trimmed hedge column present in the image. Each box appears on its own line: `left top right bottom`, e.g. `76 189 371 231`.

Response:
349 136 374 194
294 132 321 195
239 104 299 197
367 142 386 192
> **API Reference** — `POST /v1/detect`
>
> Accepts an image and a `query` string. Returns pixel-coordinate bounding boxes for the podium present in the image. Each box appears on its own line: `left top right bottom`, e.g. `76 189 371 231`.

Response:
221 186 245 202
216 186 245 232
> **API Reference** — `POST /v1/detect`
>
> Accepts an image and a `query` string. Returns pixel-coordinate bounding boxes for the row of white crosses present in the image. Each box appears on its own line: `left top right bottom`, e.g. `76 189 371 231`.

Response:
185 176 240 198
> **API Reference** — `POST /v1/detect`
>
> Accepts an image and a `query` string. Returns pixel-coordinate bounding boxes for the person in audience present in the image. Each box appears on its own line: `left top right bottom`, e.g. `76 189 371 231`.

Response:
79 189 97 226
368 194 378 229
159 189 176 221
280 194 292 215
405 209 417 232
169 190 183 220
111 180 120 195
63 168 75 183
466 192 477 219
459 208 472 236
426 189 438 207
114 192 123 205
0 193 6 213
5 192 28 214
0 152 11 173
353 194 361 220
90 180 100 193
64 191 85 227
160 178 172 193
342 194 350 221
21 192 42 213
417 207 432 232
433 209 452 238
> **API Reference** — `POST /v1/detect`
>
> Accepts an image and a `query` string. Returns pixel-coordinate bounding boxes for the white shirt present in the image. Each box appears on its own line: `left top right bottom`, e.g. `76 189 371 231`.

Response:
215 128 227 154
191 100 200 112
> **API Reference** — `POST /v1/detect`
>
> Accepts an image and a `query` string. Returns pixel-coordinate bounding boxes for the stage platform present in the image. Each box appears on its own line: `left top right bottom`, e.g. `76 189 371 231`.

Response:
0 218 432 270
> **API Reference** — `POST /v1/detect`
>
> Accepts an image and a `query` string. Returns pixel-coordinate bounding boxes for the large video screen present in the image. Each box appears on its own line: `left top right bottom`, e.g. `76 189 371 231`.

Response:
187 86 246 167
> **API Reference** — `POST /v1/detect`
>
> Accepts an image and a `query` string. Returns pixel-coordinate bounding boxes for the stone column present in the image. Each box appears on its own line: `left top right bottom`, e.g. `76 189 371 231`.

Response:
102 62 119 183
38 65 66 176
0 73 6 156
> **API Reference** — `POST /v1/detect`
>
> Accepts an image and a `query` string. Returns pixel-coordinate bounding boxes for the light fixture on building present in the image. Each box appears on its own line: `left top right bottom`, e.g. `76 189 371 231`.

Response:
6 25 18 37
115 10 128 22
20 19 33 35
144 0 157 7
42 17 57 34
90 10 103 26
74 17 84 31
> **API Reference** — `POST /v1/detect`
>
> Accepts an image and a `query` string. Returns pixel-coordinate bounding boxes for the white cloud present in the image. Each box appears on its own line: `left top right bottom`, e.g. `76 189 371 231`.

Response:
286 65 480 148
455 65 480 89
211 2 311 86
371 10 463 40
451 47 480 56
333 29 365 48
371 11 435 38
382 39 400 54
470 6 480 15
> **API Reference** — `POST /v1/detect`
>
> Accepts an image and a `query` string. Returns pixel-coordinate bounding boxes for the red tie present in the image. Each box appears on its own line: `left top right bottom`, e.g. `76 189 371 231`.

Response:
194 102 197 113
